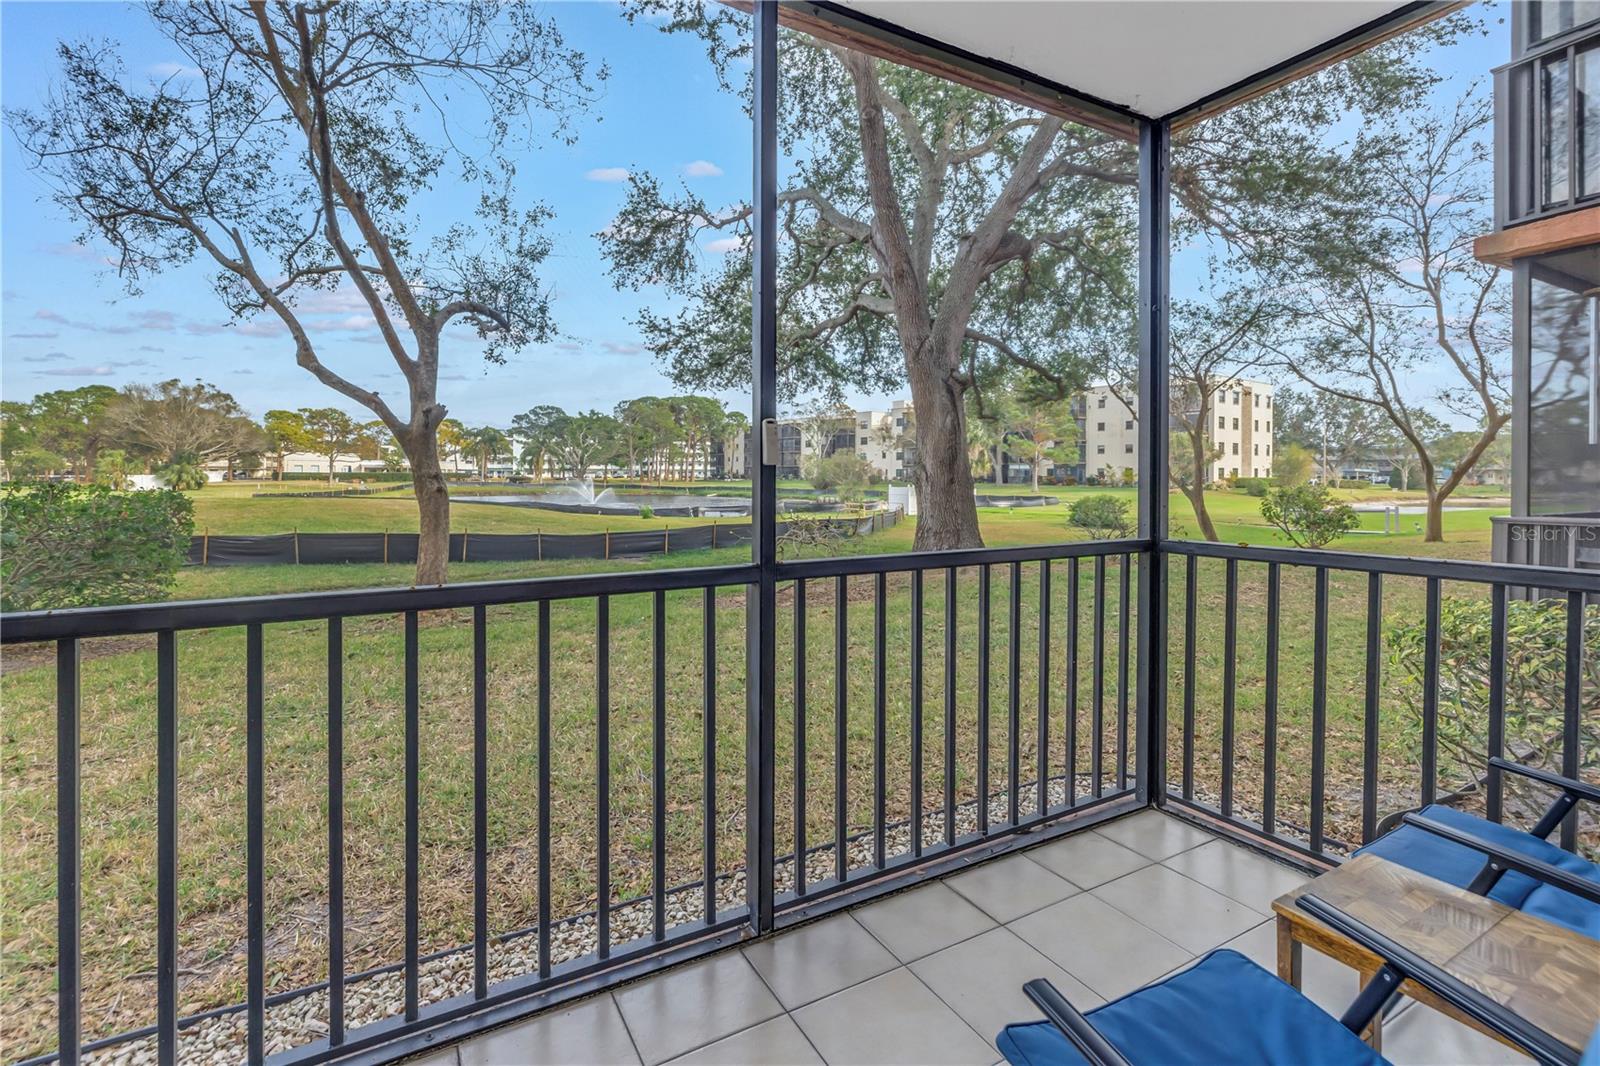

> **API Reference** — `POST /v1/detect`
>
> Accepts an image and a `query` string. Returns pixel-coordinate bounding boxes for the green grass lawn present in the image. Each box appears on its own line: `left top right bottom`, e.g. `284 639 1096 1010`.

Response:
0 483 1518 1058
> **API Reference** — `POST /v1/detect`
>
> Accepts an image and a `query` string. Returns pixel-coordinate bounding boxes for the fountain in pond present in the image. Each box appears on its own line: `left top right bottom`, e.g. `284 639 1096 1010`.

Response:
464 474 756 516
543 475 618 508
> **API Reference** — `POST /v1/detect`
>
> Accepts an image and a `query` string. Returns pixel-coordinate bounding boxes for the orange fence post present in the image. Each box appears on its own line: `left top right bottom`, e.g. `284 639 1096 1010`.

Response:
293 528 300 564
664 526 670 554
605 528 611 560
201 527 209 566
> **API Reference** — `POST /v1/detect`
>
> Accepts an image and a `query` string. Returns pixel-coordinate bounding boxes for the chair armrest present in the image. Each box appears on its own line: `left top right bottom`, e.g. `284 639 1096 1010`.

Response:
1489 758 1600 805
1401 814 1600 905
1296 895 1579 1066
1022 979 1134 1066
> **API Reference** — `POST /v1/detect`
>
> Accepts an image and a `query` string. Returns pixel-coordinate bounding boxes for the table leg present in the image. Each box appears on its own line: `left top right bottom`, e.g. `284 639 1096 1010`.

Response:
1276 915 1302 990
1357 969 1384 1052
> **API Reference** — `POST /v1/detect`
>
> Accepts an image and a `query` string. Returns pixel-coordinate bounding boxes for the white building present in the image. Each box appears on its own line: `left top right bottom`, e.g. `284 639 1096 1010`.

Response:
1079 379 1275 484
851 400 915 481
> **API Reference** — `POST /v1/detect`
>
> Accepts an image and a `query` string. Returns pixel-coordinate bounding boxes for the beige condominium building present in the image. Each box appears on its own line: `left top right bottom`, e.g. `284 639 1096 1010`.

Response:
1081 379 1275 483
852 399 916 481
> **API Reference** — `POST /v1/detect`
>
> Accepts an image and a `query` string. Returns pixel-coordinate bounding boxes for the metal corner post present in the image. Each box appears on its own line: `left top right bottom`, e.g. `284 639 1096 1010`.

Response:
747 0 779 937
1135 117 1171 807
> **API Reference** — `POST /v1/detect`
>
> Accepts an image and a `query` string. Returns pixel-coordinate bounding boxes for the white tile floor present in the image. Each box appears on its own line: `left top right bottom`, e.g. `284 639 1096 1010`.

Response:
417 811 1535 1066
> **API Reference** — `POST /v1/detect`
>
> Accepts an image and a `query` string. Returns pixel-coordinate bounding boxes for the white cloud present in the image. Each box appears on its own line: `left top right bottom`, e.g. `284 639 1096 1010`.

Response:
585 167 630 183
684 160 724 178
601 340 648 355
23 352 70 362
703 236 746 254
38 364 118 377
296 287 373 314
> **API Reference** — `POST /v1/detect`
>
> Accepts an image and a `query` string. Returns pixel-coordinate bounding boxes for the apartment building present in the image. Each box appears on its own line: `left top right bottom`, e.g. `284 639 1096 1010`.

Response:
852 400 916 481
1079 379 1276 483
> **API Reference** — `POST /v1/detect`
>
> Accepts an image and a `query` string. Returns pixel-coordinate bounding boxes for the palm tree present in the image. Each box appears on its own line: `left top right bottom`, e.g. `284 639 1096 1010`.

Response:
463 426 511 480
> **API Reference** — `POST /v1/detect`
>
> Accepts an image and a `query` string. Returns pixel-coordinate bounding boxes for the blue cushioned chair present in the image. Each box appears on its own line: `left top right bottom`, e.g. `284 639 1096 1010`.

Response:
999 893 1586 1066
1354 758 1600 939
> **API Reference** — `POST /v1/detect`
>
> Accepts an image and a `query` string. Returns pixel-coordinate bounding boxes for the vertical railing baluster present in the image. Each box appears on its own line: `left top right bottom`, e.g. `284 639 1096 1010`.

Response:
1008 561 1022 824
1310 571 1329 855
653 590 668 940
1066 558 1079 808
1037 562 1052 816
157 631 178 1066
1092 556 1106 798
537 601 553 977
911 569 924 856
793 580 807 896
1262 565 1280 837
1117 555 1130 792
944 567 958 845
247 623 267 1059
873 573 887 868
473 606 489 997
56 637 82 1066
1182 555 1196 802
1561 589 1584 851
702 589 718 923
1362 574 1382 844
977 566 991 834
834 575 848 880
1421 577 1441 808
1221 559 1238 819
1486 584 1507 825
403 612 419 1021
597 595 611 958
327 618 346 1042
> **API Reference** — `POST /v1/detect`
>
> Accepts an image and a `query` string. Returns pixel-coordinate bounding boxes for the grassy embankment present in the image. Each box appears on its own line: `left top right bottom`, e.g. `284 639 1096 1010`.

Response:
0 482 1511 1057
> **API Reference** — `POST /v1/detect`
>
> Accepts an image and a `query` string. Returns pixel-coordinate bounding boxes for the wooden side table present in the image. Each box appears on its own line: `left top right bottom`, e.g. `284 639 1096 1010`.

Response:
1272 853 1600 1056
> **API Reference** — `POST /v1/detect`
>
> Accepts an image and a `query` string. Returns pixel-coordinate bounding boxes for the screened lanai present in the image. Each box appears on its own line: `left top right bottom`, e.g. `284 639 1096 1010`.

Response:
2 2 1596 1066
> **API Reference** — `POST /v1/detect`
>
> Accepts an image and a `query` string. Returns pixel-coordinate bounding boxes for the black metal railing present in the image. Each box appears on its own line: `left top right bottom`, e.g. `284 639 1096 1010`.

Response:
3 539 1145 1066
770 542 1145 917
10 534 1593 1066
6 564 761 1066
1164 542 1600 864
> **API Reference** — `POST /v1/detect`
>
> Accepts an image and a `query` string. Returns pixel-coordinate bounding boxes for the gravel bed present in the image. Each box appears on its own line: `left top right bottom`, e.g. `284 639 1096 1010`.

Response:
87 774 1107 1065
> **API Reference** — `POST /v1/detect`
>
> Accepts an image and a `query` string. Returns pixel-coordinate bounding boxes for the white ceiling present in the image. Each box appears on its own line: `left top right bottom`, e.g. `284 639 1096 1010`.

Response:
835 0 1413 118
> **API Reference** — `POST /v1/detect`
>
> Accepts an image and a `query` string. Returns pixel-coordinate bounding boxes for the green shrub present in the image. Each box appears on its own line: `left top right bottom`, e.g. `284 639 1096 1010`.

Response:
1068 494 1135 540
638 505 655 520
157 453 207 491
0 482 194 610
1235 477 1271 497
1387 597 1600 855
1259 484 1358 548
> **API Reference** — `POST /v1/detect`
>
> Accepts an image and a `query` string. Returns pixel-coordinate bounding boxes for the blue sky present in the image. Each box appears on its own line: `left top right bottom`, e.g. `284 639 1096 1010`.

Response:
2 1 757 424
2 2 1506 429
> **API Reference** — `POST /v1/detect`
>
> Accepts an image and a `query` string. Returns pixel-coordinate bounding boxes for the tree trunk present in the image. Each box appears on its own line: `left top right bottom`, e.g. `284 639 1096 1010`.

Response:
1424 491 1444 542
406 432 451 584
992 445 1001 485
908 367 982 551
1030 460 1040 493
1187 424 1219 541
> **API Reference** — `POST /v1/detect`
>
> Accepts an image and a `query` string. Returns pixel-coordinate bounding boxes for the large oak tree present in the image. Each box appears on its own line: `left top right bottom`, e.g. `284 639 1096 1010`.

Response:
603 3 1454 549
9 0 603 582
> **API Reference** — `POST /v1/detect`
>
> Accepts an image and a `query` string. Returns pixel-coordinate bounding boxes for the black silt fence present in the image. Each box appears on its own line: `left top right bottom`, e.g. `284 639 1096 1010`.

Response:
185 511 900 567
